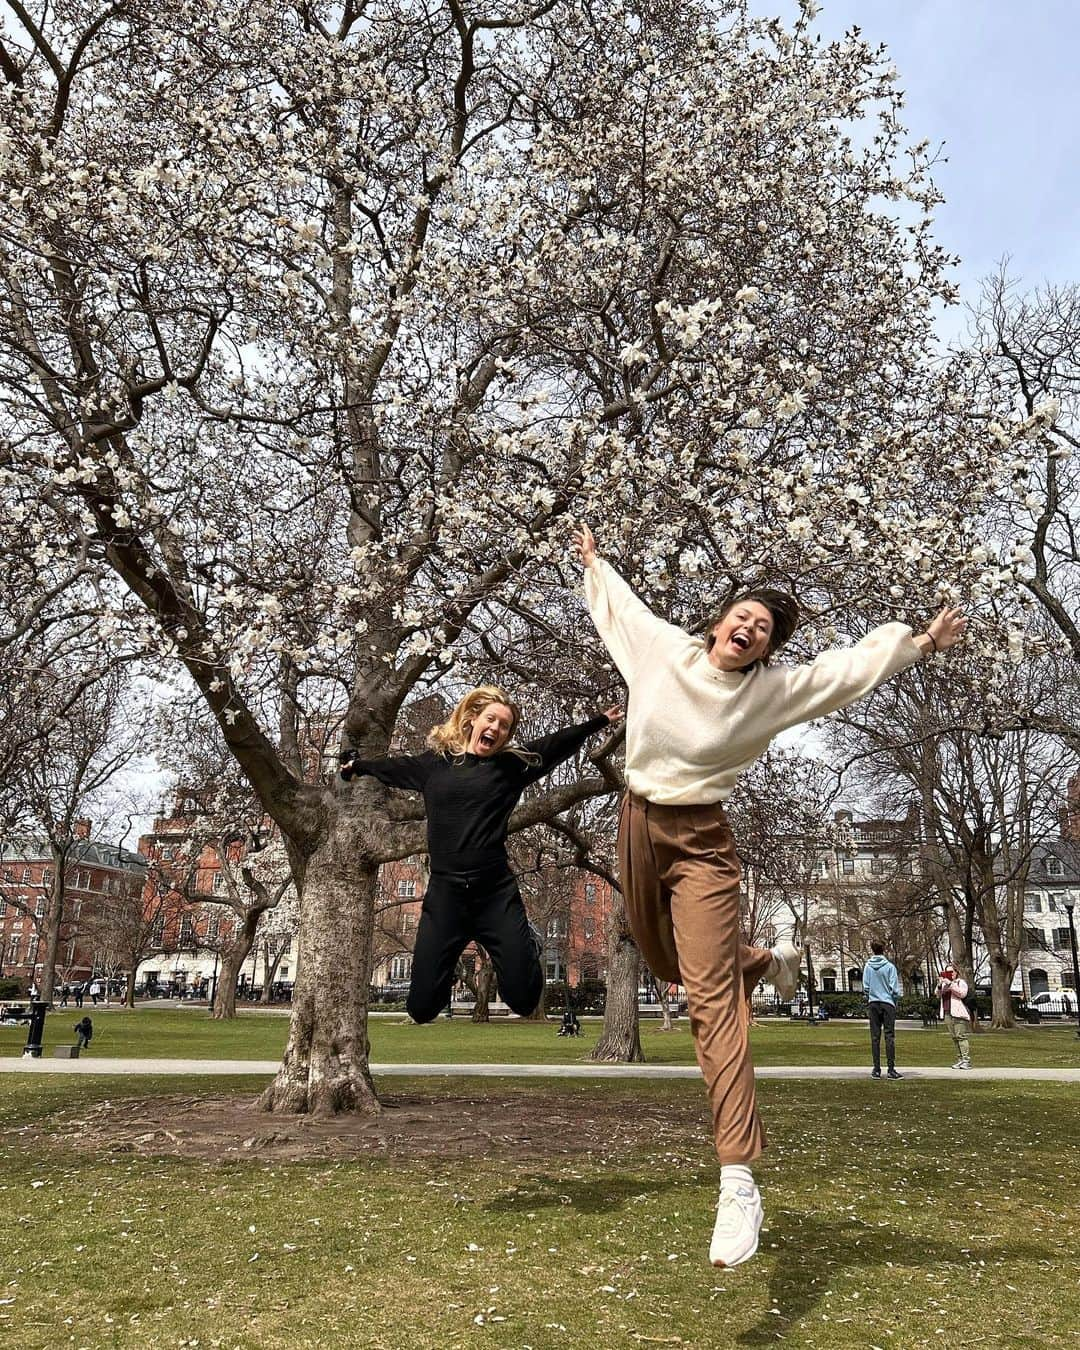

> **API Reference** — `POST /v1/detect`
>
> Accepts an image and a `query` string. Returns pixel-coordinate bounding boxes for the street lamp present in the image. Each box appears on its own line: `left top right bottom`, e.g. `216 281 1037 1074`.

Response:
1064 900 1080 1040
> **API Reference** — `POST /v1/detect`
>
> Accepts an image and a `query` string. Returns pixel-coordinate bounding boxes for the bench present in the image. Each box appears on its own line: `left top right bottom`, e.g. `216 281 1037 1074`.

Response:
53 1045 81 1059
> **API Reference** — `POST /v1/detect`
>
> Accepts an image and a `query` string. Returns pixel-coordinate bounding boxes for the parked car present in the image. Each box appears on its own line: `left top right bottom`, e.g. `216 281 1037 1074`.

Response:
1030 991 1078 1015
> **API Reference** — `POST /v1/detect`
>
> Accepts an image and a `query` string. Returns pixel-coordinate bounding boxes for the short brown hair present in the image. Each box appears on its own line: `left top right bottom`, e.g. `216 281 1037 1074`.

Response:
704 588 800 663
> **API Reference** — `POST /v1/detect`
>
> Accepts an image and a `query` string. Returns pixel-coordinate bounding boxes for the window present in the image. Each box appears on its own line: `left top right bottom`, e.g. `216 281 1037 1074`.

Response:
841 858 855 875
1049 894 1065 913
207 912 220 942
1024 894 1043 913
400 908 414 933
584 919 595 941
21 867 31 885
179 917 196 948
41 868 52 888
817 858 829 878
1046 858 1065 877
35 897 46 919
151 914 165 946
6 936 20 965
0 898 6 917
1063 972 1077 990
26 936 38 966
820 967 837 993
1053 928 1071 949
585 883 597 905
397 879 416 898
870 858 884 875
390 955 411 981
211 871 226 894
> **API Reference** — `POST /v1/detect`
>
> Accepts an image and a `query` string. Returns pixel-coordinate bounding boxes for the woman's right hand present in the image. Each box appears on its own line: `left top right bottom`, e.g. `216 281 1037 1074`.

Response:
572 523 597 568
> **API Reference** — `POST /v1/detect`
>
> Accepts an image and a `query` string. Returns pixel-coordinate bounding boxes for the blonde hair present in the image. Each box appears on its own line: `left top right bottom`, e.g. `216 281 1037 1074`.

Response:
427 686 533 760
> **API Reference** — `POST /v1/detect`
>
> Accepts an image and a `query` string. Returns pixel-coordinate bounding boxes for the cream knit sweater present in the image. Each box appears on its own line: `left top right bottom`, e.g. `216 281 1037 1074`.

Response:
584 557 923 805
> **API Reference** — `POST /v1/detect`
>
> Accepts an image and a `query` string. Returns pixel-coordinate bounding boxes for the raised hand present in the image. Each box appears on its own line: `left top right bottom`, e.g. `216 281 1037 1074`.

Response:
926 606 967 652
602 704 624 724
572 523 597 568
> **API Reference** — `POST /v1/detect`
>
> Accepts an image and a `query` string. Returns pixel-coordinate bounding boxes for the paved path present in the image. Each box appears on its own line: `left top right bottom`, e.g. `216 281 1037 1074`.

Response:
3 1057 1079 1081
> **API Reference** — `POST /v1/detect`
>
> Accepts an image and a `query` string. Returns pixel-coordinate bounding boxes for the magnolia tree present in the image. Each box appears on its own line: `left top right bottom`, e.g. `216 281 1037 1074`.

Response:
0 0 1038 1111
153 718 298 1017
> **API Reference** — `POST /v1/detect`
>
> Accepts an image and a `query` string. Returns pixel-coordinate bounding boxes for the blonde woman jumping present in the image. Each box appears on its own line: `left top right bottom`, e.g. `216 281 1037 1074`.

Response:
341 687 620 1022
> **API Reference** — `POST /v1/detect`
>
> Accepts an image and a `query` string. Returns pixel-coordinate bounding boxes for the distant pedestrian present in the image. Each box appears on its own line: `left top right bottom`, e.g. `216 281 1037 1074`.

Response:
59 984 70 1007
73 982 84 1008
937 966 972 1069
74 1016 93 1051
863 942 903 1080
89 979 103 1005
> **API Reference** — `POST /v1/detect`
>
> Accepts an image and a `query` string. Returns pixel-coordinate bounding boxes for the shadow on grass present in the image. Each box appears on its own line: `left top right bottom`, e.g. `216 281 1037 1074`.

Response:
736 1212 1049 1345
487 1172 678 1215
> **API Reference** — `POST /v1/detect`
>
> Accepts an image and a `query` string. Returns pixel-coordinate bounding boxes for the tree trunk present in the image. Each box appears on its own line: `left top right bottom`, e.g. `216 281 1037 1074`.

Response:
212 940 250 1020
39 845 66 1004
989 953 1018 1029
259 942 288 1003
472 953 495 1023
124 968 136 1008
653 976 674 1031
257 813 380 1115
590 891 644 1062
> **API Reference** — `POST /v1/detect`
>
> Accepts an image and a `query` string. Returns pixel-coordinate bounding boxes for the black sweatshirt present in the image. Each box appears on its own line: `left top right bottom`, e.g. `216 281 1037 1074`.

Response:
343 716 609 872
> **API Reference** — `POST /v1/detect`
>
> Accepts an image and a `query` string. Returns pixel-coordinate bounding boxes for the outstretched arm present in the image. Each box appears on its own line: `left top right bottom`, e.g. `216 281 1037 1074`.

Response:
519 707 622 785
573 524 688 684
339 750 434 791
774 605 967 731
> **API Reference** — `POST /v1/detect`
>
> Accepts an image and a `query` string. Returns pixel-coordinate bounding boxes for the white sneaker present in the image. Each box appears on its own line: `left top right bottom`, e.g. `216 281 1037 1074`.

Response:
767 941 802 1002
709 1183 763 1268
954 1060 971 1070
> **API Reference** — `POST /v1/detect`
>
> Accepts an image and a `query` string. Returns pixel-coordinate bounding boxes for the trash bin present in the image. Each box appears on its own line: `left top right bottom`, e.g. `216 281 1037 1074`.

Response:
1025 1008 1041 1024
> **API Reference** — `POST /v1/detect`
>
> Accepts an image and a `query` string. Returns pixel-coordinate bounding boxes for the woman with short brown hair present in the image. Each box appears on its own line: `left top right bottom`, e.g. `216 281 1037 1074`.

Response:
574 522 965 1268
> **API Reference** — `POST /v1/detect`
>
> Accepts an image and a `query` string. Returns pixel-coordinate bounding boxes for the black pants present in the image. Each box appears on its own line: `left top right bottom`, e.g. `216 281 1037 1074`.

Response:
868 1001 897 1071
407 864 543 1024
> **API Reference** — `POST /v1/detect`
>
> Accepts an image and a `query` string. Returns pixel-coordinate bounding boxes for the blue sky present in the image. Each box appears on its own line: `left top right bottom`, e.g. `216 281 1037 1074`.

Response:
765 1 1080 336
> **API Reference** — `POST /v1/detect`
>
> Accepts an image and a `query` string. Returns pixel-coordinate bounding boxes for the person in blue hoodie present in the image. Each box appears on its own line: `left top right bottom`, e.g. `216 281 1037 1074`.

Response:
862 942 903 1079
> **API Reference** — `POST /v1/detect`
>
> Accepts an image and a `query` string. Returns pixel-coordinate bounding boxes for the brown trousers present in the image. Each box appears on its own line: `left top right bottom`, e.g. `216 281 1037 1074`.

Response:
618 792 772 1165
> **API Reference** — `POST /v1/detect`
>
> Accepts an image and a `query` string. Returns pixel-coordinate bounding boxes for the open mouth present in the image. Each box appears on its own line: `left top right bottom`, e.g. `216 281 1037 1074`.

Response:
478 730 499 749
730 633 751 652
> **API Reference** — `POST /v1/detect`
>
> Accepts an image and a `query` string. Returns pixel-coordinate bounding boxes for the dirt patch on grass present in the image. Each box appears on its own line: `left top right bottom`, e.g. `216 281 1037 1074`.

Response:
29 1089 708 1163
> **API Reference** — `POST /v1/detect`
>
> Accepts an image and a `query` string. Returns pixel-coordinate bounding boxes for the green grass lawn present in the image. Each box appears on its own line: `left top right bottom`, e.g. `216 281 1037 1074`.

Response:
4 1006 1080 1068
2 1073 1078 1349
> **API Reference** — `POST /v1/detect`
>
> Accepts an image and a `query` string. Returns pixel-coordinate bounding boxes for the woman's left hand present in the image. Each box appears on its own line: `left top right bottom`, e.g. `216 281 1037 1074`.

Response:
926 606 967 651
602 704 624 724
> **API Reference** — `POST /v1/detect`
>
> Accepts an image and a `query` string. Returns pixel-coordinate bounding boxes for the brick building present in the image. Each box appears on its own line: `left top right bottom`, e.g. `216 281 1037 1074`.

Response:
0 822 147 990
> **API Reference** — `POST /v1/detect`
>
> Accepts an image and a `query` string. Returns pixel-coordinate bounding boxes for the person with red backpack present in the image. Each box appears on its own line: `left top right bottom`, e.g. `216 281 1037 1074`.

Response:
937 965 972 1069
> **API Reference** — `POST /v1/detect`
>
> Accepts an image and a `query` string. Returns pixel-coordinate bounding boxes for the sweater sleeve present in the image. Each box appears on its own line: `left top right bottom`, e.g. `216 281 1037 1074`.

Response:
583 557 690 685
771 622 923 731
518 716 610 786
341 751 434 791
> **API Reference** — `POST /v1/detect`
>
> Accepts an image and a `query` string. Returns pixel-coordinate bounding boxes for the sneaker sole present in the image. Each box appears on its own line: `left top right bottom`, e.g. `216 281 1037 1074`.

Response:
710 1234 759 1269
